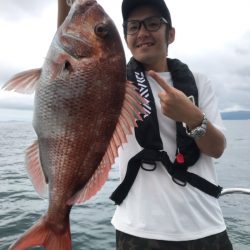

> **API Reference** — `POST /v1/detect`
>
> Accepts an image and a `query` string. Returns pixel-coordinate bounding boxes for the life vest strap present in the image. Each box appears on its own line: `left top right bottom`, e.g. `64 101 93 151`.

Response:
110 149 222 205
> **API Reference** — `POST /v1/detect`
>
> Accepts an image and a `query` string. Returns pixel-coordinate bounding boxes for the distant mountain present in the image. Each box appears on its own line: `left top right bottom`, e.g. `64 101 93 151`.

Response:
221 110 250 120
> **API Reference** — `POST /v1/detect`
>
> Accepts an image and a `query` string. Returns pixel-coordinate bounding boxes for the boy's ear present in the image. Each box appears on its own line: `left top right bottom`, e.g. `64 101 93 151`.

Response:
168 27 175 45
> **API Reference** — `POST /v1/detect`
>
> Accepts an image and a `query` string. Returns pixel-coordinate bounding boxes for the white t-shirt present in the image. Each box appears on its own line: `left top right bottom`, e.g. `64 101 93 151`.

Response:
111 71 227 241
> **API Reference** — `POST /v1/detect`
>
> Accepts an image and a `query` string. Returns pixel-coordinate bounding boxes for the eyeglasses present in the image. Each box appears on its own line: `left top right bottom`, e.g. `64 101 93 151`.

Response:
124 16 168 35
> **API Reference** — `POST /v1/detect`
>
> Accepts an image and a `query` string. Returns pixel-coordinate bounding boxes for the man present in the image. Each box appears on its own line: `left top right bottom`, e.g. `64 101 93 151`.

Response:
57 0 232 249
110 0 233 249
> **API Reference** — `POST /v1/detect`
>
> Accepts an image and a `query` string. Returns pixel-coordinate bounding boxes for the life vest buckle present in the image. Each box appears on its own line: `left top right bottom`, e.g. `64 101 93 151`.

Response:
172 176 187 187
140 160 157 171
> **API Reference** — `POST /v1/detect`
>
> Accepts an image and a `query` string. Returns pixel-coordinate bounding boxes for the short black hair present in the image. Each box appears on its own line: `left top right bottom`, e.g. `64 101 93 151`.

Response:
122 0 172 28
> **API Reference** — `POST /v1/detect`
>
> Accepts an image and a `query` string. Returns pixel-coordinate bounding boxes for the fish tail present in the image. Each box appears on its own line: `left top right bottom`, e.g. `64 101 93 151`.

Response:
9 216 72 250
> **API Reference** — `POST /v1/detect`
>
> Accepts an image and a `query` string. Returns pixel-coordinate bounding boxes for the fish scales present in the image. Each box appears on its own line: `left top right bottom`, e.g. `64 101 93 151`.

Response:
2 0 146 249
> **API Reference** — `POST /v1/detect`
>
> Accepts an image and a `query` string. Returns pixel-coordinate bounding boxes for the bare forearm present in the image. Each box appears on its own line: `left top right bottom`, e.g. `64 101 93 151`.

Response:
58 0 70 28
193 121 226 158
185 110 226 158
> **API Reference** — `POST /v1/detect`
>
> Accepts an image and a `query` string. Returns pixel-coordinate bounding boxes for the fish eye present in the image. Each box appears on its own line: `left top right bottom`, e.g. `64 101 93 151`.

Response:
94 23 109 38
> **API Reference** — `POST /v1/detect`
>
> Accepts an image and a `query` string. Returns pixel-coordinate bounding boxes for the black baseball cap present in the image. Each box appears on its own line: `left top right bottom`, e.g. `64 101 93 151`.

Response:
122 0 172 27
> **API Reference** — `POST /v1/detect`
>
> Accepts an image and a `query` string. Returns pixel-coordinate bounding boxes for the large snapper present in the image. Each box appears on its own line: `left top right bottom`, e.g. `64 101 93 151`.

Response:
2 0 145 249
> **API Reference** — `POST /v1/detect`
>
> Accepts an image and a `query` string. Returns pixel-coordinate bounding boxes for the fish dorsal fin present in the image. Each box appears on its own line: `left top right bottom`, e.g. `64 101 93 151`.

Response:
1 68 41 94
25 140 48 199
67 81 147 205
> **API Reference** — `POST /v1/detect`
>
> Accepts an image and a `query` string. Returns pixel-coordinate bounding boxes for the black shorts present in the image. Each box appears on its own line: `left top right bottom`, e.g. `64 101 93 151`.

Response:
116 230 233 250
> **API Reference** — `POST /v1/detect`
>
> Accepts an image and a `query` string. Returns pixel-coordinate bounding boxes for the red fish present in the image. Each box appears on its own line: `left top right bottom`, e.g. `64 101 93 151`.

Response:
2 0 145 249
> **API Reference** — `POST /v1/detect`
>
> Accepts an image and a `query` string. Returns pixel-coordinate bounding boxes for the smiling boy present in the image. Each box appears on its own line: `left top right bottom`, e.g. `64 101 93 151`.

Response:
110 0 233 249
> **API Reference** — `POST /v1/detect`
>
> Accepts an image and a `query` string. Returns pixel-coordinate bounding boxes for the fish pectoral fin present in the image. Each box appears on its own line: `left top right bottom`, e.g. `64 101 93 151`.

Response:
67 159 110 205
1 68 41 94
67 81 147 205
25 140 49 199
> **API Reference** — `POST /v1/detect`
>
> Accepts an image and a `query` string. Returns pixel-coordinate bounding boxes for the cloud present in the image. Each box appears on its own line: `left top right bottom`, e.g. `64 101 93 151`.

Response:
0 90 34 110
0 1 57 87
0 0 52 21
0 0 250 114
175 29 250 112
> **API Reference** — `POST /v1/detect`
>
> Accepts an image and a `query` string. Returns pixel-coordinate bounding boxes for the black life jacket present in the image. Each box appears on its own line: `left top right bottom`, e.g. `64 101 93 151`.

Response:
110 58 222 205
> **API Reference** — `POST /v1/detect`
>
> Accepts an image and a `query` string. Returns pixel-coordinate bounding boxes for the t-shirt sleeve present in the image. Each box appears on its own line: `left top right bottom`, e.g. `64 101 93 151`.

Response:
193 72 226 134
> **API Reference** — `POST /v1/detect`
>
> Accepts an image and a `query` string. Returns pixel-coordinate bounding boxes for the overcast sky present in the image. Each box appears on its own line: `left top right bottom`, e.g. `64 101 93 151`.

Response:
0 0 249 119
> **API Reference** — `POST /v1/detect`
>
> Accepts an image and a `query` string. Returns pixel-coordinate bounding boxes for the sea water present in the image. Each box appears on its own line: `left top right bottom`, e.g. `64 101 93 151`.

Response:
0 120 249 250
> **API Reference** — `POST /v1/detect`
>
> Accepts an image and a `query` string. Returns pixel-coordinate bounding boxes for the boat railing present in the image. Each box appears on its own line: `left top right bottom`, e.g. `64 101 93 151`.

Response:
220 188 250 196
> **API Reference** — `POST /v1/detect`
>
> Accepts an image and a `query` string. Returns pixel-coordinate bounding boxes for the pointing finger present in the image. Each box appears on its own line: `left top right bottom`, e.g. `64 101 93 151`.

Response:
148 70 172 93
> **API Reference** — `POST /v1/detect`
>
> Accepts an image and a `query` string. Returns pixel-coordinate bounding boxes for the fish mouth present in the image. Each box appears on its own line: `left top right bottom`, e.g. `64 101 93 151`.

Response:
74 0 97 14
57 0 99 59
76 0 97 6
